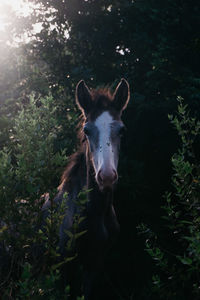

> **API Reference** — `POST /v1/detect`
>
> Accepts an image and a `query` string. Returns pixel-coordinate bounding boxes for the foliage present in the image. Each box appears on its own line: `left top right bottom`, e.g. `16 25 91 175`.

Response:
0 94 85 299
139 98 200 299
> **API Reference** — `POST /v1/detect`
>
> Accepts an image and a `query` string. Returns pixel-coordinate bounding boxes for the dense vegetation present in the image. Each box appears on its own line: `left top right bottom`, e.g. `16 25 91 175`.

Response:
0 0 200 299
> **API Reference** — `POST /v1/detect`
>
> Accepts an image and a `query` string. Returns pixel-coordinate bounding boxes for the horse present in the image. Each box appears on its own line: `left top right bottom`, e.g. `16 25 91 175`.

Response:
42 78 130 299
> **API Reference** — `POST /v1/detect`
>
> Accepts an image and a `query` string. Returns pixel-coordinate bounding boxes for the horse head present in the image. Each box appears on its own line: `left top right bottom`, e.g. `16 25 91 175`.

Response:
76 79 130 191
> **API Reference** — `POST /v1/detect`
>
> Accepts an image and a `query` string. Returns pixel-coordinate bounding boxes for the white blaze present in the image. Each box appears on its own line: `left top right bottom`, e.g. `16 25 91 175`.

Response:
94 111 116 173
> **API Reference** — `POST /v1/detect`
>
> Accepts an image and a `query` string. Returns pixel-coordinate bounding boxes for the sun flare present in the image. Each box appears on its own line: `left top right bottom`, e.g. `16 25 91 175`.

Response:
0 0 31 31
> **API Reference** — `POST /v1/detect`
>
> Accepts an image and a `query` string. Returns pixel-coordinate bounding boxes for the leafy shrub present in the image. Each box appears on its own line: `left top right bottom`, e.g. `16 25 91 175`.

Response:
0 94 84 298
138 97 200 300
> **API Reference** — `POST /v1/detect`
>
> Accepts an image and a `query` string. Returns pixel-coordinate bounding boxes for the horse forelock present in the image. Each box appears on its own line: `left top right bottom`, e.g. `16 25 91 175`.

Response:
86 88 120 121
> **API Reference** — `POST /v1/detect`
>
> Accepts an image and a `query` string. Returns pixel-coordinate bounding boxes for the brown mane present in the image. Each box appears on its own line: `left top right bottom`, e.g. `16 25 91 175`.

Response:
58 150 86 192
91 88 113 104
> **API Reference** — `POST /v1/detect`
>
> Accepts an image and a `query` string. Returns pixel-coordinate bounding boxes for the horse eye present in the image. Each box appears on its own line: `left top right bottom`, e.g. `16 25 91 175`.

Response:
118 126 126 137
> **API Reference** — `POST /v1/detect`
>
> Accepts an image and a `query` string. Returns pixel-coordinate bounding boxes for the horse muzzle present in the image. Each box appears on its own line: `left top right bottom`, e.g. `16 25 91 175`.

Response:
96 169 118 190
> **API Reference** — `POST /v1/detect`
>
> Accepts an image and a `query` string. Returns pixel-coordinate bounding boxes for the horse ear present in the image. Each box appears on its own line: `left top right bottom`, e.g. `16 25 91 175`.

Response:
76 80 92 115
113 79 130 112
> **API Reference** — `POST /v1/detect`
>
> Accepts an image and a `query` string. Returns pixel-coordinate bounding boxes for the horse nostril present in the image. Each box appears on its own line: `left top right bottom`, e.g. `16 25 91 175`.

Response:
112 170 118 182
97 170 103 184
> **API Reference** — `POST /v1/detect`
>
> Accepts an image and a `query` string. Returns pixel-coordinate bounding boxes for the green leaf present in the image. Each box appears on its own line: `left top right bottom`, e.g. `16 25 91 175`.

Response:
177 255 193 265
51 255 77 270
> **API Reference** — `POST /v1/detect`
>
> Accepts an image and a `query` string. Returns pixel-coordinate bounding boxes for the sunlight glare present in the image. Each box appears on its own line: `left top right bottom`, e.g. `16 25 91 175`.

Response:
0 0 31 31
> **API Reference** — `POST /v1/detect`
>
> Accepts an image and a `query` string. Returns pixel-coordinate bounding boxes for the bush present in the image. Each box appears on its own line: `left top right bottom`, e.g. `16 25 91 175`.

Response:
0 94 79 298
138 97 200 300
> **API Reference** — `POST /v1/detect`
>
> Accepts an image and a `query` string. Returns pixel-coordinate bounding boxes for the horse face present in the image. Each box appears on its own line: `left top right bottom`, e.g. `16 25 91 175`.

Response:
76 78 130 190
84 111 126 190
